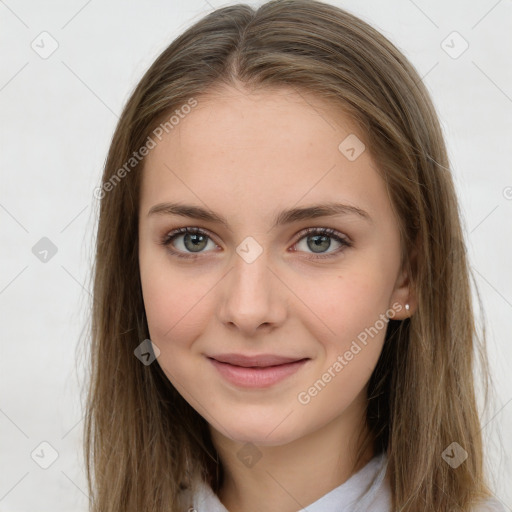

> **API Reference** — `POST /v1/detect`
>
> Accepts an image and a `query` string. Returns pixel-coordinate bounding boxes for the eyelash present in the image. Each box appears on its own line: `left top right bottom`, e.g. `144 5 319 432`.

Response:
159 226 352 260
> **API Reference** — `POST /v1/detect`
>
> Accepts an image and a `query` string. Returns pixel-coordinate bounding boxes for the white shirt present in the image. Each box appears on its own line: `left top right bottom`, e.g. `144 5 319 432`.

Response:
189 451 507 511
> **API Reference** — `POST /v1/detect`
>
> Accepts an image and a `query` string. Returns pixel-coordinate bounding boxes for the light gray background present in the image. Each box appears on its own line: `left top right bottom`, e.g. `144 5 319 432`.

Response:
1 1 511 510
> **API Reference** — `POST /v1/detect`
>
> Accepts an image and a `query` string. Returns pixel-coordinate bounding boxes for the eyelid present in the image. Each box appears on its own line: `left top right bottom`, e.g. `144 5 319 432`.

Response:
294 226 352 244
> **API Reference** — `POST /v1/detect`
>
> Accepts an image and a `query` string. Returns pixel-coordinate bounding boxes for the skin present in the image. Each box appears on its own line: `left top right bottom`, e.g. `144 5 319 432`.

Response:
138 84 416 512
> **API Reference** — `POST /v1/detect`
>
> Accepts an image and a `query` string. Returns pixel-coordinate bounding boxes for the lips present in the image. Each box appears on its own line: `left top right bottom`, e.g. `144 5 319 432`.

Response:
207 353 310 388
209 353 307 367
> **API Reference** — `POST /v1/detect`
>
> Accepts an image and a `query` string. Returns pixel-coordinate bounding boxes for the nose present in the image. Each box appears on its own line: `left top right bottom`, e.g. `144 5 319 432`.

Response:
217 250 287 336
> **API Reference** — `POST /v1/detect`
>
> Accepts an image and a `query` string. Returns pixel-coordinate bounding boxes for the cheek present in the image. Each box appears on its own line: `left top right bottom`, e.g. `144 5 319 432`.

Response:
139 249 210 348
291 272 389 433
139 260 212 397
292 264 392 345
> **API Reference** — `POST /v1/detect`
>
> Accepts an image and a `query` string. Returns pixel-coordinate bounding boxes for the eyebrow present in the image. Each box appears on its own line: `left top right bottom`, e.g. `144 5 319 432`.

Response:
147 201 372 229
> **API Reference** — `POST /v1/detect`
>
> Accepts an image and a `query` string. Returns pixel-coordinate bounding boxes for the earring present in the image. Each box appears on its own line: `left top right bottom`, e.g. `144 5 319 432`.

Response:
405 303 410 312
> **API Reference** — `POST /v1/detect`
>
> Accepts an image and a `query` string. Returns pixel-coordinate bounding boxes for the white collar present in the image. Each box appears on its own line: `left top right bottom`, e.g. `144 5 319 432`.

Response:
191 451 391 512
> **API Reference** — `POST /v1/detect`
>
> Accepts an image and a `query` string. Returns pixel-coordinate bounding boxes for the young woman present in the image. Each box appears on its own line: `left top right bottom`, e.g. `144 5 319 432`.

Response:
84 1 506 510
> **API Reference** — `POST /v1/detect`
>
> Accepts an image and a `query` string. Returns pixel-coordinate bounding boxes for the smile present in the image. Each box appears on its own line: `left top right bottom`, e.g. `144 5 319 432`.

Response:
207 353 310 388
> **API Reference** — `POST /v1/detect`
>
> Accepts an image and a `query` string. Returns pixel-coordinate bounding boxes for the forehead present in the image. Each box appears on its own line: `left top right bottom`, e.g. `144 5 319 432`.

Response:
140 86 390 225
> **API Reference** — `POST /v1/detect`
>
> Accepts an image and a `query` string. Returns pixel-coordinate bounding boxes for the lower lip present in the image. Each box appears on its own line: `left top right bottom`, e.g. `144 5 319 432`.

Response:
209 358 309 388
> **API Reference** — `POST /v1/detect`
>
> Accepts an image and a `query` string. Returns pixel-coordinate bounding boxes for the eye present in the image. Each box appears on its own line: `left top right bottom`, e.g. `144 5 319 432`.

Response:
291 227 352 259
159 227 217 259
159 226 352 260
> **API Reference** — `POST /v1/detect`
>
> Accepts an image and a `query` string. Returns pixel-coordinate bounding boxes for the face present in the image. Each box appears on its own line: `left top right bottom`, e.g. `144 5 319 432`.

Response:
138 85 412 447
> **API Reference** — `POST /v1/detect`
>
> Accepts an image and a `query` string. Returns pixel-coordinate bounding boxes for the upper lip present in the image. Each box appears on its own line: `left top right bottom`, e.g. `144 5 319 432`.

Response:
208 353 308 367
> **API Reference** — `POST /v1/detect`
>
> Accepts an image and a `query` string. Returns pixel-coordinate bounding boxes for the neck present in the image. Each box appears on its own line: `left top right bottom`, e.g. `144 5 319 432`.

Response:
210 397 374 512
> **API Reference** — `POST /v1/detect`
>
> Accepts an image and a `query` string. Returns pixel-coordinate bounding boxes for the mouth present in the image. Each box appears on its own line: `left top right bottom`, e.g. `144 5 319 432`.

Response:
207 353 310 388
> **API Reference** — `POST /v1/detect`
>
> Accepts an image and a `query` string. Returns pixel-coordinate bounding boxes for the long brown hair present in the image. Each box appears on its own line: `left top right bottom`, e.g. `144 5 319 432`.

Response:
82 1 498 510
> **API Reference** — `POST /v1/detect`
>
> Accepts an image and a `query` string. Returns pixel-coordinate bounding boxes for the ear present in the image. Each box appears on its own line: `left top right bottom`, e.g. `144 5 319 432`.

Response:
389 243 417 320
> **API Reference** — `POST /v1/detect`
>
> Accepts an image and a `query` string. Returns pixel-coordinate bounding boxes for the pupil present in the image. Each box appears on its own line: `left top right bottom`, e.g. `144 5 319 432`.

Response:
308 235 330 253
185 233 207 252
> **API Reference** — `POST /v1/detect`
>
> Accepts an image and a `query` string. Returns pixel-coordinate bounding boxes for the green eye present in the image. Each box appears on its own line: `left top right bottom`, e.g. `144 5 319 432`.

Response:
160 226 352 260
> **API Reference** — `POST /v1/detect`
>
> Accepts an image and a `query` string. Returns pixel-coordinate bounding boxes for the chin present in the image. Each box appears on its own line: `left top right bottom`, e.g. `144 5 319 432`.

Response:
210 411 303 447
